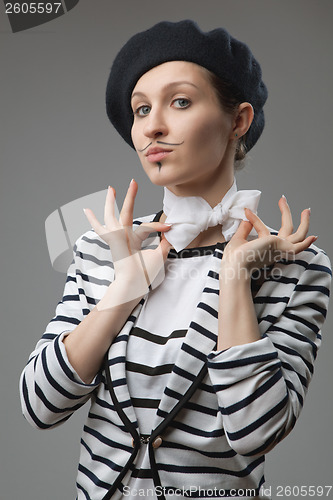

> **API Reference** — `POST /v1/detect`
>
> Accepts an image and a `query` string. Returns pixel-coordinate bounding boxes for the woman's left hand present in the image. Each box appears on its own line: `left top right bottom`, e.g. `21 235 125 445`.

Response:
221 196 317 276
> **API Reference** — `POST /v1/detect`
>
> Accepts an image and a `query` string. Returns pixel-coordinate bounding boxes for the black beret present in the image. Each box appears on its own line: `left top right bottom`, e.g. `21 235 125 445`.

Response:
106 20 268 152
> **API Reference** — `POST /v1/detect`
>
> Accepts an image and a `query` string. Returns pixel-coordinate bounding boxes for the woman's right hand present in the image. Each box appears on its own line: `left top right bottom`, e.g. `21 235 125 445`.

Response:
84 179 172 308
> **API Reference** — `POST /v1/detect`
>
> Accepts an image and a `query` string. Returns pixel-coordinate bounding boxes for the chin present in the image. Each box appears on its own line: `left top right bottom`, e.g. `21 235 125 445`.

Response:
143 164 168 184
147 174 170 187
143 161 192 188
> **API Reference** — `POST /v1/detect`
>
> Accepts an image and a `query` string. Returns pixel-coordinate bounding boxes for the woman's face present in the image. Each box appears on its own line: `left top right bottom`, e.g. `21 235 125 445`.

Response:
130 61 236 196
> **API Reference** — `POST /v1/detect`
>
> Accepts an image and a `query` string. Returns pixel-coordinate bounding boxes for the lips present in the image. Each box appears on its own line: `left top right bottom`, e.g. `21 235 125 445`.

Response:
146 147 172 163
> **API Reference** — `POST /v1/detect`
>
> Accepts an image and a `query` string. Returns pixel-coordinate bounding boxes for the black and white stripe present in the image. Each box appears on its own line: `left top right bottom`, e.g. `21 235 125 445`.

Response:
20 212 331 500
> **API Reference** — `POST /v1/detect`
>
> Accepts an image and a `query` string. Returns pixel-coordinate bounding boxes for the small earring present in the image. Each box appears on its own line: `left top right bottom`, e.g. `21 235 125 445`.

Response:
235 133 238 137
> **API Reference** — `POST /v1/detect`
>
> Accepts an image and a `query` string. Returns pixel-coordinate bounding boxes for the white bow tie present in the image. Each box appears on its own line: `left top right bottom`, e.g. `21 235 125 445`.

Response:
163 180 261 252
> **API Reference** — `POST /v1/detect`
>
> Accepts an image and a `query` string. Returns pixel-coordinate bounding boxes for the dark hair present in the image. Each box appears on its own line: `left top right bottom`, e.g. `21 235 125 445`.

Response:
206 71 249 168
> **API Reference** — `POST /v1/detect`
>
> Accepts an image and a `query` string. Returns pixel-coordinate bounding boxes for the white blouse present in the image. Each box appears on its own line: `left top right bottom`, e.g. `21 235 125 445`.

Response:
126 245 218 498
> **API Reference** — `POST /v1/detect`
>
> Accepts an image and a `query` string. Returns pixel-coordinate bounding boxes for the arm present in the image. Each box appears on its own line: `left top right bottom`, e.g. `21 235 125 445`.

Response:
20 180 171 428
217 196 314 351
19 245 103 429
208 198 331 456
63 181 171 383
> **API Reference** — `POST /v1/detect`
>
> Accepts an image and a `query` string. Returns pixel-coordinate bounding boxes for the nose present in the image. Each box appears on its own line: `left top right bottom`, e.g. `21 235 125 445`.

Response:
143 108 168 139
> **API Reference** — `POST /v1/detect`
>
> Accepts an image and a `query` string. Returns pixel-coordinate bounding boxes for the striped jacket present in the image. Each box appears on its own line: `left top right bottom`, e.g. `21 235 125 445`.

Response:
20 212 331 500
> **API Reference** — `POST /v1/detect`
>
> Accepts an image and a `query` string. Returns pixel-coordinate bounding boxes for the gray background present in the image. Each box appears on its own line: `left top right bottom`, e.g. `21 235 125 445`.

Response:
1 1 332 499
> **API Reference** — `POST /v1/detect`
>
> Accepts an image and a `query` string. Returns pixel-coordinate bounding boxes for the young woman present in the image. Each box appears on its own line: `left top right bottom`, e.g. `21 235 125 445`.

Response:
20 20 331 500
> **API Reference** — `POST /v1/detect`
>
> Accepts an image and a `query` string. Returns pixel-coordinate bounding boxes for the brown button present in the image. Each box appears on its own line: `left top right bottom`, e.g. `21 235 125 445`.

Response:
152 436 163 449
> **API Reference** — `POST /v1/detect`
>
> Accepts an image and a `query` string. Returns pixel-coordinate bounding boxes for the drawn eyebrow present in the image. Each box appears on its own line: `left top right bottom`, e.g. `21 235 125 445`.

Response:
131 81 199 101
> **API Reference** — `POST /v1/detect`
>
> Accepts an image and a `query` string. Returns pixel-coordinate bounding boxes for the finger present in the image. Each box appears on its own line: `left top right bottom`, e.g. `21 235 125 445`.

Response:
233 220 253 240
119 179 138 227
291 235 317 254
83 208 105 236
160 234 173 260
288 208 311 243
278 195 294 237
244 208 270 237
104 186 117 228
134 222 172 242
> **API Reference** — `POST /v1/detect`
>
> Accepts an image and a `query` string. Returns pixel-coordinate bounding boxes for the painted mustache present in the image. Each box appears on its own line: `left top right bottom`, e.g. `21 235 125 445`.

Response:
137 140 184 152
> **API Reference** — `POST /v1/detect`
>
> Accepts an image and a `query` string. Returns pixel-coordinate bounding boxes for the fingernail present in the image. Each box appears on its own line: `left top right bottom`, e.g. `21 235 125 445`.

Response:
130 178 135 184
163 223 173 227
307 207 311 213
83 208 87 213
282 194 287 200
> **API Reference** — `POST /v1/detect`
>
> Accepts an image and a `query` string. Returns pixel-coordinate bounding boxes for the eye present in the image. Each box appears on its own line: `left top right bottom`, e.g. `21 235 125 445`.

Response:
172 98 191 109
134 105 151 117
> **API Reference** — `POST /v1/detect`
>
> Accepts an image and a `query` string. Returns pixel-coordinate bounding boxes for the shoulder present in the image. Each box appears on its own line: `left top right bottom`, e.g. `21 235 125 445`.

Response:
296 244 332 294
266 242 332 304
301 243 331 271
252 235 331 308
290 244 332 296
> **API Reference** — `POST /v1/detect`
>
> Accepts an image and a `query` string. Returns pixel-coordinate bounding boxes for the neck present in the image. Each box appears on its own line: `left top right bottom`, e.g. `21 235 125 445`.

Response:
166 165 235 208
186 224 226 248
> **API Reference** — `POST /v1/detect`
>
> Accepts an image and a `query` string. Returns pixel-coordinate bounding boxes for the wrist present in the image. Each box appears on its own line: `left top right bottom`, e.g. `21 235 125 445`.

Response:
219 261 252 286
97 279 146 312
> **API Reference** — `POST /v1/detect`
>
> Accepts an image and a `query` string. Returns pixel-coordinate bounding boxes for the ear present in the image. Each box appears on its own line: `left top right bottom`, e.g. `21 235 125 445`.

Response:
231 102 254 139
